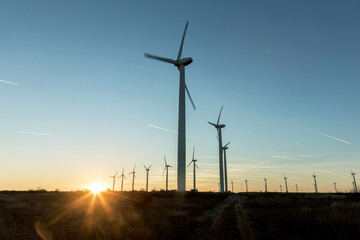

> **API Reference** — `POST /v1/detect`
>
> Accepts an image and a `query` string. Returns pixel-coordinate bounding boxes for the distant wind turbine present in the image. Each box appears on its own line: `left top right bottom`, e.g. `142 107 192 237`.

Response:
145 21 196 191
296 184 298 193
231 181 234 192
209 106 226 192
280 184 282 193
187 146 198 191
222 141 230 192
245 179 248 192
313 172 318 193
264 178 268 193
284 175 288 193
144 164 152 192
351 171 358 193
334 182 337 193
118 167 126 192
129 164 136 191
163 156 172 191
109 171 118 192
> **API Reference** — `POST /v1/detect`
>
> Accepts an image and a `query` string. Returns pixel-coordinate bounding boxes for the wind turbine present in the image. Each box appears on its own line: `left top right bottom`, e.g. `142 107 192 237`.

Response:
264 178 268 193
209 106 226 192
144 164 152 192
334 182 337 193
145 21 196 192
280 184 282 193
109 171 118 192
163 155 172 191
351 171 358 193
284 175 288 193
245 179 248 192
187 146 198 191
296 184 298 193
118 167 126 192
129 164 136 191
222 141 230 192
231 181 234 192
313 172 318 193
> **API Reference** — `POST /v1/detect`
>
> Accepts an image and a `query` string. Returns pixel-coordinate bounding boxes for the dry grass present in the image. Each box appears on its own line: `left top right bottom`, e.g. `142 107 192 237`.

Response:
240 192 360 240
0 191 227 240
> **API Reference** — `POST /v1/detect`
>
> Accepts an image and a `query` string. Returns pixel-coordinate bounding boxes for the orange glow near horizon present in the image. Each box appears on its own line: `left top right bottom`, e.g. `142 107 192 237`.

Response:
88 184 107 194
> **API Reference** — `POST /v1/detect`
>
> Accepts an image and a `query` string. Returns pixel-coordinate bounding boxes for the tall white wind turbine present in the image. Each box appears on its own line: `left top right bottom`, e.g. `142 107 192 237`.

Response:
280 184 282 193
109 171 118 192
144 164 152 192
334 182 337 193
209 106 226 192
296 184 298 193
145 21 196 192
231 181 234 192
187 146 198 191
245 179 248 192
351 171 358 193
284 175 288 193
163 155 172 191
222 142 230 192
119 167 127 192
129 164 136 191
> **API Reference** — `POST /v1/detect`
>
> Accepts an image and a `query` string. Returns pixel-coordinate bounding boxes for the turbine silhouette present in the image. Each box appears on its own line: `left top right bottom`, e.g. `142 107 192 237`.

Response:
187 146 198 191
129 164 136 191
145 21 196 191
118 167 126 192
109 171 118 192
144 164 152 192
163 156 172 191
209 106 226 192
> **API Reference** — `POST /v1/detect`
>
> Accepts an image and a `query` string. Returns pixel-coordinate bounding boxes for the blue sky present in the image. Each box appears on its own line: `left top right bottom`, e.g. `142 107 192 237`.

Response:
0 0 359 192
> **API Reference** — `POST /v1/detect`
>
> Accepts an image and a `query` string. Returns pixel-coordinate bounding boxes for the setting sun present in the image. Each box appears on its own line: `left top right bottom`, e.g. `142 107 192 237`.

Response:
89 184 107 194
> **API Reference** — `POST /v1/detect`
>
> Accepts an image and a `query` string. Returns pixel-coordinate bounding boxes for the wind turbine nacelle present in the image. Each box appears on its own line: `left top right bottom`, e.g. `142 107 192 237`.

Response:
218 124 225 128
177 57 193 66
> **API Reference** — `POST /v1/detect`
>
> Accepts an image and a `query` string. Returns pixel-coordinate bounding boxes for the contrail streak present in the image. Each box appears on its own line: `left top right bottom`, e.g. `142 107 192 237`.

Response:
290 123 351 145
15 131 51 136
0 79 19 86
147 124 215 143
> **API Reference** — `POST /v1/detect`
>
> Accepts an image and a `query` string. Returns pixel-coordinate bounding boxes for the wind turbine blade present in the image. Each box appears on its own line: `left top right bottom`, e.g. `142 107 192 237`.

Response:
224 141 230 147
143 164 146 169
163 167 166 175
187 161 192 167
114 171 118 177
177 21 189 61
195 163 199 169
192 146 195 160
216 135 219 142
164 155 167 166
122 167 124 175
208 121 217 127
124 176 127 180
185 83 196 110
133 164 136 172
149 165 152 169
217 105 223 125
144 53 176 64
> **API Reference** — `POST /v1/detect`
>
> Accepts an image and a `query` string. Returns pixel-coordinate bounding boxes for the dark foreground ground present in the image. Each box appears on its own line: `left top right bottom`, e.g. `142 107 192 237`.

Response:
0 191 359 240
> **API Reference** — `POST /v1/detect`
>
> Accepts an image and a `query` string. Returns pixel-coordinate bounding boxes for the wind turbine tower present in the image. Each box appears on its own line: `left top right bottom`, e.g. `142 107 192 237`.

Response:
187 146 198 191
284 175 288 193
209 106 226 192
313 172 318 193
245 179 248 192
163 156 172 191
231 181 234 192
351 171 358 193
222 141 230 192
129 164 136 191
144 164 152 192
109 171 118 192
119 168 127 192
334 182 337 193
296 184 298 193
145 21 196 191
280 185 282 193
264 178 268 193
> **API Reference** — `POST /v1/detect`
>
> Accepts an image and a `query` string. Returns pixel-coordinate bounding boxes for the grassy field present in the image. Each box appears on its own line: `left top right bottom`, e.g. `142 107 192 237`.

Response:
241 192 360 240
0 191 359 239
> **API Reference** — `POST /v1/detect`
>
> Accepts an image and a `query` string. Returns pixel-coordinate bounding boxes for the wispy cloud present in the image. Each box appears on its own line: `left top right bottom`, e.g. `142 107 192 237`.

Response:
147 124 215 143
15 131 51 136
272 155 302 162
317 169 347 179
0 79 19 86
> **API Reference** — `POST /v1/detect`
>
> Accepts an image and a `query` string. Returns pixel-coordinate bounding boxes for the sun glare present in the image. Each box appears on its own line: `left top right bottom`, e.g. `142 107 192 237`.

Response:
89 184 107 194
